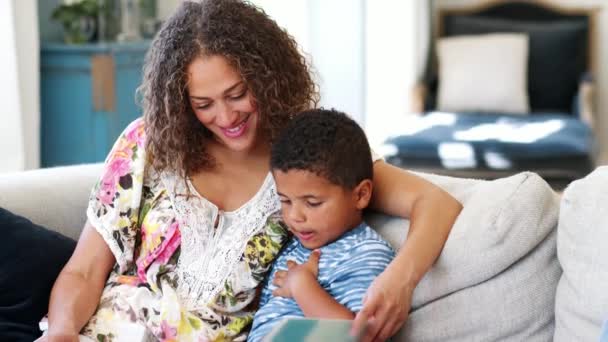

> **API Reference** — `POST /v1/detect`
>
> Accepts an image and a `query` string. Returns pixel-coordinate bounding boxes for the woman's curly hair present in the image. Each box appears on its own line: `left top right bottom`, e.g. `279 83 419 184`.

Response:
139 0 319 177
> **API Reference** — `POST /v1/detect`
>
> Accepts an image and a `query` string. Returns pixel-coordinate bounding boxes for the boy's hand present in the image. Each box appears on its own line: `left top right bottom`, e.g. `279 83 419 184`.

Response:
272 249 321 298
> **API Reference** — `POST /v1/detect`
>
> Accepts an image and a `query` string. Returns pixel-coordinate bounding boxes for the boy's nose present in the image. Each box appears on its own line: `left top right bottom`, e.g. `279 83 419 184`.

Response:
288 206 305 223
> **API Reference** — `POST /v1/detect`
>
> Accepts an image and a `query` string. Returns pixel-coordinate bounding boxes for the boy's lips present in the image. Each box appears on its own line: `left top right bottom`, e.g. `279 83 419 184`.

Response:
294 230 315 241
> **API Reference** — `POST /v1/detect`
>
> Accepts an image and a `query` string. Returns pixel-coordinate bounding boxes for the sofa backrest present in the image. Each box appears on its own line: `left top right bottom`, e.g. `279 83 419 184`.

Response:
0 163 103 240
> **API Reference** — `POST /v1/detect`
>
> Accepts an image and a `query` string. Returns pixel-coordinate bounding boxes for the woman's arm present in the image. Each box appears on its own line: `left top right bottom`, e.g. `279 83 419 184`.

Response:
46 221 115 339
353 161 462 341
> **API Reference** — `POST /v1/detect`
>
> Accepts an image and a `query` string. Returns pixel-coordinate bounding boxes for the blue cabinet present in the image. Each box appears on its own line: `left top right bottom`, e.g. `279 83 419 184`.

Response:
40 41 150 167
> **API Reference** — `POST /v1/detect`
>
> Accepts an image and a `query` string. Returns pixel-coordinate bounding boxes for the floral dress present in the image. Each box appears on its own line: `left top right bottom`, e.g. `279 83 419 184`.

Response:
82 118 289 342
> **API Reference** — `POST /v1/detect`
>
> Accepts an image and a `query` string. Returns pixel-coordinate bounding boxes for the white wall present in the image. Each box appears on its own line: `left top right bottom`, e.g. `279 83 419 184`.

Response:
258 1 431 148
0 1 24 173
15 0 40 170
0 0 39 173
365 1 426 147
253 0 423 147
309 0 366 124
435 0 608 165
253 0 310 49
254 0 367 124
156 0 181 22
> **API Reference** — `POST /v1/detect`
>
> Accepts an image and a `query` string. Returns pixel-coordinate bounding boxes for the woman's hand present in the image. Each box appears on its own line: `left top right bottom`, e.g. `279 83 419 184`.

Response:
358 162 462 341
272 250 321 298
351 259 415 342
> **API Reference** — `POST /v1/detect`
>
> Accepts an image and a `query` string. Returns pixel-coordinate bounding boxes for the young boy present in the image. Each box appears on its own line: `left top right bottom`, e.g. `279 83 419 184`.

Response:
247 108 396 341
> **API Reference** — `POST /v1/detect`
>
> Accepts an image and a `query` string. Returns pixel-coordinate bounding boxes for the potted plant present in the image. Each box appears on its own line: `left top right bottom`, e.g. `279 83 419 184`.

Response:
51 0 101 44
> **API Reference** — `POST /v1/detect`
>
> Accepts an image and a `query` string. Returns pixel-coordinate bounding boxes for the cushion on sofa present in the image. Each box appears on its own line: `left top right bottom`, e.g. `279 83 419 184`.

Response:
368 171 560 341
0 207 76 341
0 163 103 240
444 15 587 113
555 166 608 341
405 228 559 341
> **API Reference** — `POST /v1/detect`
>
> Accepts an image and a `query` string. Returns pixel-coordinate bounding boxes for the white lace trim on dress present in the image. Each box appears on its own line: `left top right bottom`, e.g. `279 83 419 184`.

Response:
161 172 280 311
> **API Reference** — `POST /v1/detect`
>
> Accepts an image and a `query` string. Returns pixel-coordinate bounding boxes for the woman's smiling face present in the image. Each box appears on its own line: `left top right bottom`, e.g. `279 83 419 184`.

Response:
187 54 261 153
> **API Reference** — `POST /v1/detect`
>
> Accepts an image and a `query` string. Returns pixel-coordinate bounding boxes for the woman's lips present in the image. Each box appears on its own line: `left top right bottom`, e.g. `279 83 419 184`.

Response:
221 114 250 138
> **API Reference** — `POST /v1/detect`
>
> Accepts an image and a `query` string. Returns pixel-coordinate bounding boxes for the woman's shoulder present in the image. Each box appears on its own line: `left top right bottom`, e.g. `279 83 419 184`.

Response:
121 117 146 146
106 117 147 162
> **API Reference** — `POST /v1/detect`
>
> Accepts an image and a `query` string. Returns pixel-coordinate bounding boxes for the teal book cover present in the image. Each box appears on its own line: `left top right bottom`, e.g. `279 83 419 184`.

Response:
263 318 362 342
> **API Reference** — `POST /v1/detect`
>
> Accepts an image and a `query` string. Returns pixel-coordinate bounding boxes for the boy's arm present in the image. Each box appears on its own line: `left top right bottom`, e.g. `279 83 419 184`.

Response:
275 250 354 319
290 270 355 320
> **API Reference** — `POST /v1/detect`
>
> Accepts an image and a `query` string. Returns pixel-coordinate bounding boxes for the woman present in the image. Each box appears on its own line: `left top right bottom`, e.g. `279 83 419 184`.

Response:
43 1 461 341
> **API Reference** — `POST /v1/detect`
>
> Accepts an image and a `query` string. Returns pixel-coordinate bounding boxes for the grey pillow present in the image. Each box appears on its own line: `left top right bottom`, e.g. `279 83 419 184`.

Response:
368 171 561 341
444 15 588 113
554 166 608 341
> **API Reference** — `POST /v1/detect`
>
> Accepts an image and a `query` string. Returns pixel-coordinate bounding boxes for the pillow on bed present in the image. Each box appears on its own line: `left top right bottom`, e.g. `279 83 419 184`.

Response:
437 33 530 114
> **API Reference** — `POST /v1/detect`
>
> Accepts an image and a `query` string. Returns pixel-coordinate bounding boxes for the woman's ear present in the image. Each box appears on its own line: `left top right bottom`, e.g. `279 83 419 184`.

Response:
353 179 373 210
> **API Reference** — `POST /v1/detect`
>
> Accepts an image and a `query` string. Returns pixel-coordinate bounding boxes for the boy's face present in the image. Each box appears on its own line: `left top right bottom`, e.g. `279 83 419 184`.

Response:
273 169 372 250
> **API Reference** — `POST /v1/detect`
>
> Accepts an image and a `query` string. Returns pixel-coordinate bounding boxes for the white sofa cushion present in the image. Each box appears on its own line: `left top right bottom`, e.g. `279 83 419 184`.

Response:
437 33 530 114
368 171 560 341
0 164 103 240
555 166 608 341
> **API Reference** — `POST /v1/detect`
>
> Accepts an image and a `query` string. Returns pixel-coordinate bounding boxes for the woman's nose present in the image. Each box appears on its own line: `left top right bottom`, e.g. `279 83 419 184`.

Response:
215 102 239 127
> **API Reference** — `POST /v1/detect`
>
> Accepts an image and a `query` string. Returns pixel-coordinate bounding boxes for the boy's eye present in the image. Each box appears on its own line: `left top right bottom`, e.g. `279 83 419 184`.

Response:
306 201 322 208
280 199 291 205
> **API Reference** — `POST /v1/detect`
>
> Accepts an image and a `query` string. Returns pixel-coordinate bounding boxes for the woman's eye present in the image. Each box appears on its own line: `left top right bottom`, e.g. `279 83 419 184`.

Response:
195 103 211 110
229 91 247 100
280 199 291 205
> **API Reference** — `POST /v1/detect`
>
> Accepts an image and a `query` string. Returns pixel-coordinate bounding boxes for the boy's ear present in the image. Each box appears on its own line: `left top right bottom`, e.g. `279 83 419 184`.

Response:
353 179 373 210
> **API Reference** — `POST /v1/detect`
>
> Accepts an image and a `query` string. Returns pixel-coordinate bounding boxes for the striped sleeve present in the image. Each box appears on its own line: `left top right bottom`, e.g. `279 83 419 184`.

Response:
327 240 395 313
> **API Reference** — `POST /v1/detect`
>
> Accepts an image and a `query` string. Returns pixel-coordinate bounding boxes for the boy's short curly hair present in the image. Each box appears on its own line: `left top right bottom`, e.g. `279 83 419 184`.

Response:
140 0 319 177
270 108 373 189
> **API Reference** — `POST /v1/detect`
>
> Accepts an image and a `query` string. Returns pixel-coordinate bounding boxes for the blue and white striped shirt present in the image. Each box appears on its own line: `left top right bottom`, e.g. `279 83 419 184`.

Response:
247 223 395 342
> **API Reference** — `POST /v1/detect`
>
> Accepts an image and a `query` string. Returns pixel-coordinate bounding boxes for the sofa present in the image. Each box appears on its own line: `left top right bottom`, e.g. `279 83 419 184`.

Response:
0 163 606 341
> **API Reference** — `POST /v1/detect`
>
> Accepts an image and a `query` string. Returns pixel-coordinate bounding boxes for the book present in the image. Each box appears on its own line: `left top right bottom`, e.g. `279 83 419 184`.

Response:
263 318 363 342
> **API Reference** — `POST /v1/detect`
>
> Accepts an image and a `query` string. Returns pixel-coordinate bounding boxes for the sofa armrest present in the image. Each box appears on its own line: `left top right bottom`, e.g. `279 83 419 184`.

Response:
0 163 104 240
410 83 428 114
